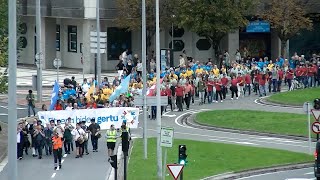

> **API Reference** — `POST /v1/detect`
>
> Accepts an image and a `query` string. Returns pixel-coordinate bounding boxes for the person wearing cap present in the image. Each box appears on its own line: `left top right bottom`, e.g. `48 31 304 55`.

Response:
106 124 117 161
88 118 101 152
52 132 63 170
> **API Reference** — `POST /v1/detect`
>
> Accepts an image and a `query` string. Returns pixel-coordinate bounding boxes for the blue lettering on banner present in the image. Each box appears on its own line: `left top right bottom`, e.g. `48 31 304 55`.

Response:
97 115 119 124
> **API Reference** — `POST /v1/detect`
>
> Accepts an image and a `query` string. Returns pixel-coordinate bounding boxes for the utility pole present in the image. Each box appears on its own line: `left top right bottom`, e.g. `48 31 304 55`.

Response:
8 0 18 180
155 0 162 179
142 0 148 159
96 0 101 85
36 0 42 102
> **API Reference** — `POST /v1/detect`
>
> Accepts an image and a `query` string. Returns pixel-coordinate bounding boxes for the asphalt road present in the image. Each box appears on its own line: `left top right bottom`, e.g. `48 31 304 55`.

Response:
0 93 316 180
0 102 32 123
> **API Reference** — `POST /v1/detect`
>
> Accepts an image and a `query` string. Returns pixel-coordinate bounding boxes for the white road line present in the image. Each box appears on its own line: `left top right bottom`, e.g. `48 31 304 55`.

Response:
209 139 259 146
63 154 67 158
174 111 307 146
51 173 56 178
254 98 301 109
61 159 65 164
0 113 8 116
0 156 8 173
304 172 314 175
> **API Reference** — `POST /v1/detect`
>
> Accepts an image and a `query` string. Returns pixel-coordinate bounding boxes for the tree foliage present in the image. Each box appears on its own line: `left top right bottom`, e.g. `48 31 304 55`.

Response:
260 0 313 58
0 0 8 93
174 0 254 57
115 0 175 53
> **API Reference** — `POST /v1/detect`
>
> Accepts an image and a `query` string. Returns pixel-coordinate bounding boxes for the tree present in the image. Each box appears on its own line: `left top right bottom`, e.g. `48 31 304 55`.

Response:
0 0 8 93
115 0 174 54
260 0 313 58
174 0 254 62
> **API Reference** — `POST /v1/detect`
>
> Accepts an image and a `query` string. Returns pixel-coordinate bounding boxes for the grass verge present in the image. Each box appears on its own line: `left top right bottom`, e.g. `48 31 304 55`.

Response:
0 122 7 162
128 138 312 180
267 88 320 106
196 110 308 137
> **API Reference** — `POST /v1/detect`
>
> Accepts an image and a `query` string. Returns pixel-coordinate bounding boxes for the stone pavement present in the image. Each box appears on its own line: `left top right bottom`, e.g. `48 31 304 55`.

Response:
0 66 118 88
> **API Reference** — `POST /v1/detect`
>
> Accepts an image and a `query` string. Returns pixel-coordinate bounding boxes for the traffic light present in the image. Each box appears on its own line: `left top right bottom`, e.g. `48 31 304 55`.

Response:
178 145 187 165
109 155 117 169
314 98 320 110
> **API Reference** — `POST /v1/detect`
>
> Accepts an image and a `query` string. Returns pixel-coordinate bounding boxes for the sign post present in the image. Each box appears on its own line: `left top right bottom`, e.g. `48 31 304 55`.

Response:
53 58 62 83
307 102 312 154
161 127 174 180
167 164 184 180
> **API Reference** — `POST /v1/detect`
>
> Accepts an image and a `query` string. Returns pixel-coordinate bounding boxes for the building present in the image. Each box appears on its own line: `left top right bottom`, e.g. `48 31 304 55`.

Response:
17 0 320 73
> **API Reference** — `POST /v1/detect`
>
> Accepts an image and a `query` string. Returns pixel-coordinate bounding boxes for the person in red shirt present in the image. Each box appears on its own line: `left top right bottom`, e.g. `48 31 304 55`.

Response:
253 70 260 95
286 67 294 90
236 73 244 97
214 78 223 102
307 64 315 87
221 74 229 99
230 76 239 100
277 67 284 92
244 73 251 96
165 85 173 111
206 78 214 103
301 64 308 88
184 81 193 110
54 100 64 110
86 98 97 109
175 83 184 111
259 72 267 97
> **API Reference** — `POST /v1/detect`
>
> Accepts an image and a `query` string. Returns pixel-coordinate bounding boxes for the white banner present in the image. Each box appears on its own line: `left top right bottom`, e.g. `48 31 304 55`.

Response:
37 107 140 130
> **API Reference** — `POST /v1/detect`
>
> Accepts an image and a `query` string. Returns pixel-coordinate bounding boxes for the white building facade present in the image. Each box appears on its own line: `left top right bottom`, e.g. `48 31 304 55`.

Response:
18 0 286 73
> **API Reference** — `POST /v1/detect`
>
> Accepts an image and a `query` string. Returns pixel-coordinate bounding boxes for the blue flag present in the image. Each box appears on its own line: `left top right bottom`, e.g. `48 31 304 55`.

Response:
49 81 60 110
109 74 131 102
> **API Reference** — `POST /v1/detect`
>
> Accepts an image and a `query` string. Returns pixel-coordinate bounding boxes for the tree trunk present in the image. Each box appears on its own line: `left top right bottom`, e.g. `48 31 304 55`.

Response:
281 40 288 59
212 42 221 66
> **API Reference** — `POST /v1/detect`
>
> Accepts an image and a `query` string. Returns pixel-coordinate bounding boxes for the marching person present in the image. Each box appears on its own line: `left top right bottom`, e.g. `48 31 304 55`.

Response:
29 119 38 157
26 90 36 117
44 123 53 156
88 118 101 152
17 123 25 160
81 121 90 155
106 124 117 162
64 118 73 154
72 123 86 158
33 125 45 159
52 132 63 170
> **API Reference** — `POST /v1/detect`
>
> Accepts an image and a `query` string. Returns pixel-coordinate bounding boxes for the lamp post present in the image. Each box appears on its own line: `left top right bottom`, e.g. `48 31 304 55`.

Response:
36 0 42 102
171 15 175 51
8 0 18 179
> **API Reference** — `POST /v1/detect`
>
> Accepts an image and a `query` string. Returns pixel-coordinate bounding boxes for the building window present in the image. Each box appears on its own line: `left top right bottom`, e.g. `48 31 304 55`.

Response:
196 39 211 51
107 27 131 60
169 40 185 51
67 25 77 52
56 25 60 51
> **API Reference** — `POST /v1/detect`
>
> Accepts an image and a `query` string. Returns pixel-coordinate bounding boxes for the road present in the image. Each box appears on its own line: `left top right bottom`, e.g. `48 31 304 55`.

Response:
0 94 316 180
0 102 32 123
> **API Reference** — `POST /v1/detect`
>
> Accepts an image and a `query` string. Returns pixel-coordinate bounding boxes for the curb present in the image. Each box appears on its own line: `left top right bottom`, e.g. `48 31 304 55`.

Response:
203 162 313 180
257 97 301 108
184 113 317 142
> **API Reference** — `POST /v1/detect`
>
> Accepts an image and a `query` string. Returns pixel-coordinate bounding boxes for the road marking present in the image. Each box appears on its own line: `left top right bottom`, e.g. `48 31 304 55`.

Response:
61 159 65 164
209 139 259 146
254 98 301 109
0 156 8 173
0 113 8 116
51 173 56 178
0 105 27 110
304 172 314 175
63 154 67 158
259 137 305 144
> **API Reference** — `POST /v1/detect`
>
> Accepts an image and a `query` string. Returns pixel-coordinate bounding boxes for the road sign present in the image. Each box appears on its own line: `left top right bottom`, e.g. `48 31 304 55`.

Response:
90 31 107 54
312 121 320 134
167 164 184 180
312 109 320 121
53 58 61 68
160 127 174 148
134 96 168 106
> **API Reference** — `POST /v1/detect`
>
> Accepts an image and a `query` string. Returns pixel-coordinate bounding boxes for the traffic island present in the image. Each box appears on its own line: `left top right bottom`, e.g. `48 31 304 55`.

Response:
128 138 312 180
196 110 311 137
266 87 320 106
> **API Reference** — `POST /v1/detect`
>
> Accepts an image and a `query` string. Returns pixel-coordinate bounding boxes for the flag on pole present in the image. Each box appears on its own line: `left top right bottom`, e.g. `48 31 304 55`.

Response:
85 80 96 100
109 74 131 102
49 81 60 110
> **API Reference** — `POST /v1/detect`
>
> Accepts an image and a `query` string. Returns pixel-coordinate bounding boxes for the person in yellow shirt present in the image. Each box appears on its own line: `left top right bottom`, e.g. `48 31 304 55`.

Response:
168 71 178 81
212 65 220 77
186 68 194 78
267 60 274 70
220 65 227 75
180 70 188 78
102 85 113 100
195 67 203 75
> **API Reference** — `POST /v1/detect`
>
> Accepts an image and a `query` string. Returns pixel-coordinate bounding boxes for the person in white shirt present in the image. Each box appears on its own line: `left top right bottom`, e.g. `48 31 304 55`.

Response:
65 103 73 111
82 78 90 94
179 55 185 67
71 123 86 158
121 49 128 66
136 60 143 77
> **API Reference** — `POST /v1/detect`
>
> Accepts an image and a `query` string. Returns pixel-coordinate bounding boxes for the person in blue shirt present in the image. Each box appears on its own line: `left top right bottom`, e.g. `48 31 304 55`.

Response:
279 57 284 67
148 69 155 80
257 58 265 70
191 62 199 72
174 68 181 77
160 70 167 78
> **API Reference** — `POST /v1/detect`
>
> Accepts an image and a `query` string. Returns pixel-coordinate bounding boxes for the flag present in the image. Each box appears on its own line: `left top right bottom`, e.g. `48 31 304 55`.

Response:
85 80 96 100
109 74 131 102
49 81 60 110
147 78 163 96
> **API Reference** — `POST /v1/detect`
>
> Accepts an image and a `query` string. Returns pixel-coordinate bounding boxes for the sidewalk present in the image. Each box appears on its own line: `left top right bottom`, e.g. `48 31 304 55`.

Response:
0 66 118 88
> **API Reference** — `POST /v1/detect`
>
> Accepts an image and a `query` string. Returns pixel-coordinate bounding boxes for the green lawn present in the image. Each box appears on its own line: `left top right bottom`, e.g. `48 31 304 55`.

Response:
267 88 320 106
196 110 308 137
128 138 312 180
